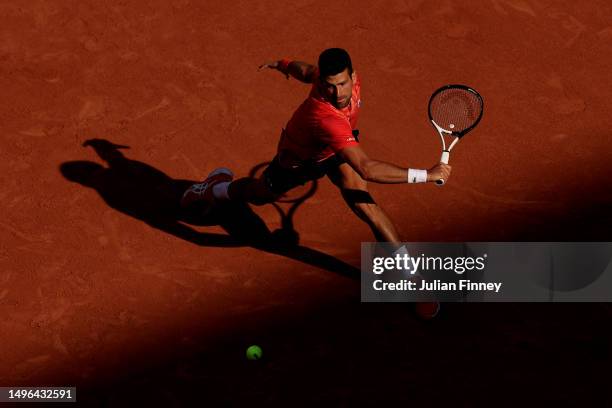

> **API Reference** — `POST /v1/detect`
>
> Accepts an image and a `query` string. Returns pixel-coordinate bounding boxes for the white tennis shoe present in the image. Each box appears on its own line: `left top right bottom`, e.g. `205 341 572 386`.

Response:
181 167 234 213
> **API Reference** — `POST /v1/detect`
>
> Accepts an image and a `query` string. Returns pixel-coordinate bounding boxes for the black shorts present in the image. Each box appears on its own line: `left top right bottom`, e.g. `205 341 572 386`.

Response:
263 154 345 195
263 129 360 195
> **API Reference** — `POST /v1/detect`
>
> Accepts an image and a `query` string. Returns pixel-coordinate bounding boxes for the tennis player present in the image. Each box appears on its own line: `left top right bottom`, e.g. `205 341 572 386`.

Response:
181 48 451 245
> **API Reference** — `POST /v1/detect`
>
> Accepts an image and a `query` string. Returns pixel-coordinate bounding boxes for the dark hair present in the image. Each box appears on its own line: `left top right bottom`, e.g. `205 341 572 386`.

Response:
318 48 353 78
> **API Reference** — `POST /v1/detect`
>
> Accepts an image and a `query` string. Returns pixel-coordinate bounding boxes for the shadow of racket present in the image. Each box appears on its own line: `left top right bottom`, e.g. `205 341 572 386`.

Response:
249 162 318 247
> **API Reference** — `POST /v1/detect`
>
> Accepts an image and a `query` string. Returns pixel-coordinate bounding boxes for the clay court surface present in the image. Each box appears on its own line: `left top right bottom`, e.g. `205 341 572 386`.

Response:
1 0 611 405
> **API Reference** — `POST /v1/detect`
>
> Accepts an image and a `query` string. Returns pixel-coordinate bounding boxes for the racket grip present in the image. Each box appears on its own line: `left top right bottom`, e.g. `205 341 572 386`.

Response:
440 150 450 165
436 150 450 186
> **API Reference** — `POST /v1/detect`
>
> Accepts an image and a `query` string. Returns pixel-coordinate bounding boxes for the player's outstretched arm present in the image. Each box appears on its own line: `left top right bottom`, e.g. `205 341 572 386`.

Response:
338 145 451 184
258 60 316 83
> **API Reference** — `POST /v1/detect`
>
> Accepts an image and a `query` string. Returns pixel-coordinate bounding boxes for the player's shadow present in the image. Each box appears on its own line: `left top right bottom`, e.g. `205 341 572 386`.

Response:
59 139 358 279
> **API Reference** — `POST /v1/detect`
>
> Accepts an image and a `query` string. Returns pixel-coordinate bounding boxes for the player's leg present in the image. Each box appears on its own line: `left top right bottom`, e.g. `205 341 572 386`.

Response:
327 161 401 243
328 159 439 318
227 176 279 205
181 169 279 209
181 157 300 210
226 156 305 205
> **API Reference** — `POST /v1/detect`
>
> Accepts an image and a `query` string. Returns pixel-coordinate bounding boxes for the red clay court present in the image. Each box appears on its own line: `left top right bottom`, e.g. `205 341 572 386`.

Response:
1 0 611 405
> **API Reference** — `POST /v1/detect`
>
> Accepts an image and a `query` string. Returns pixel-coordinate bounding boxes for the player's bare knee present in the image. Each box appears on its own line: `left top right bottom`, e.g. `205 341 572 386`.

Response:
340 173 367 191
333 163 368 190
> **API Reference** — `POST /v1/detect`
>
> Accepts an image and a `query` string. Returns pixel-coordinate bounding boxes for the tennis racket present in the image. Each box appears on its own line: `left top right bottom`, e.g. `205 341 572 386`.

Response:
428 84 484 185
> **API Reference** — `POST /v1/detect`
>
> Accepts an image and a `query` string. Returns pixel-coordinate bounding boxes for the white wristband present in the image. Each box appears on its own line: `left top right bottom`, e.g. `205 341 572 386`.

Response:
407 169 427 183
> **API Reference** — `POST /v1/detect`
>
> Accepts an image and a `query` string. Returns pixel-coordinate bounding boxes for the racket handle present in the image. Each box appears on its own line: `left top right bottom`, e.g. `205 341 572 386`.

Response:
436 150 450 186
440 150 450 165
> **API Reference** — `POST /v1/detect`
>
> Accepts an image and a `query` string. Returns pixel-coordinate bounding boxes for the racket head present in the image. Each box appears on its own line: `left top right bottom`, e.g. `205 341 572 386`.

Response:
428 84 484 137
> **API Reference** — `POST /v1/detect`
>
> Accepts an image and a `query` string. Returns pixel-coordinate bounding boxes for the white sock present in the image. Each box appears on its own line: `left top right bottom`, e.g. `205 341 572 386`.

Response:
212 181 231 201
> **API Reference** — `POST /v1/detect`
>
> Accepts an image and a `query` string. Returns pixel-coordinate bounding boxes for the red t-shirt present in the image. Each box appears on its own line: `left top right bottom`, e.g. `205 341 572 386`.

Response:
276 70 361 167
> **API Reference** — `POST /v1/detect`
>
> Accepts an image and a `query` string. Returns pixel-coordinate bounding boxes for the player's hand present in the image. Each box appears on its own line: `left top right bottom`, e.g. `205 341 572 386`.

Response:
258 60 289 78
427 163 452 183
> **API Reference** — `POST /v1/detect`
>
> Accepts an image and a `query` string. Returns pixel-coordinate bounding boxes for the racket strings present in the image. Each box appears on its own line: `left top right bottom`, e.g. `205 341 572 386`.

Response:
429 89 482 133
